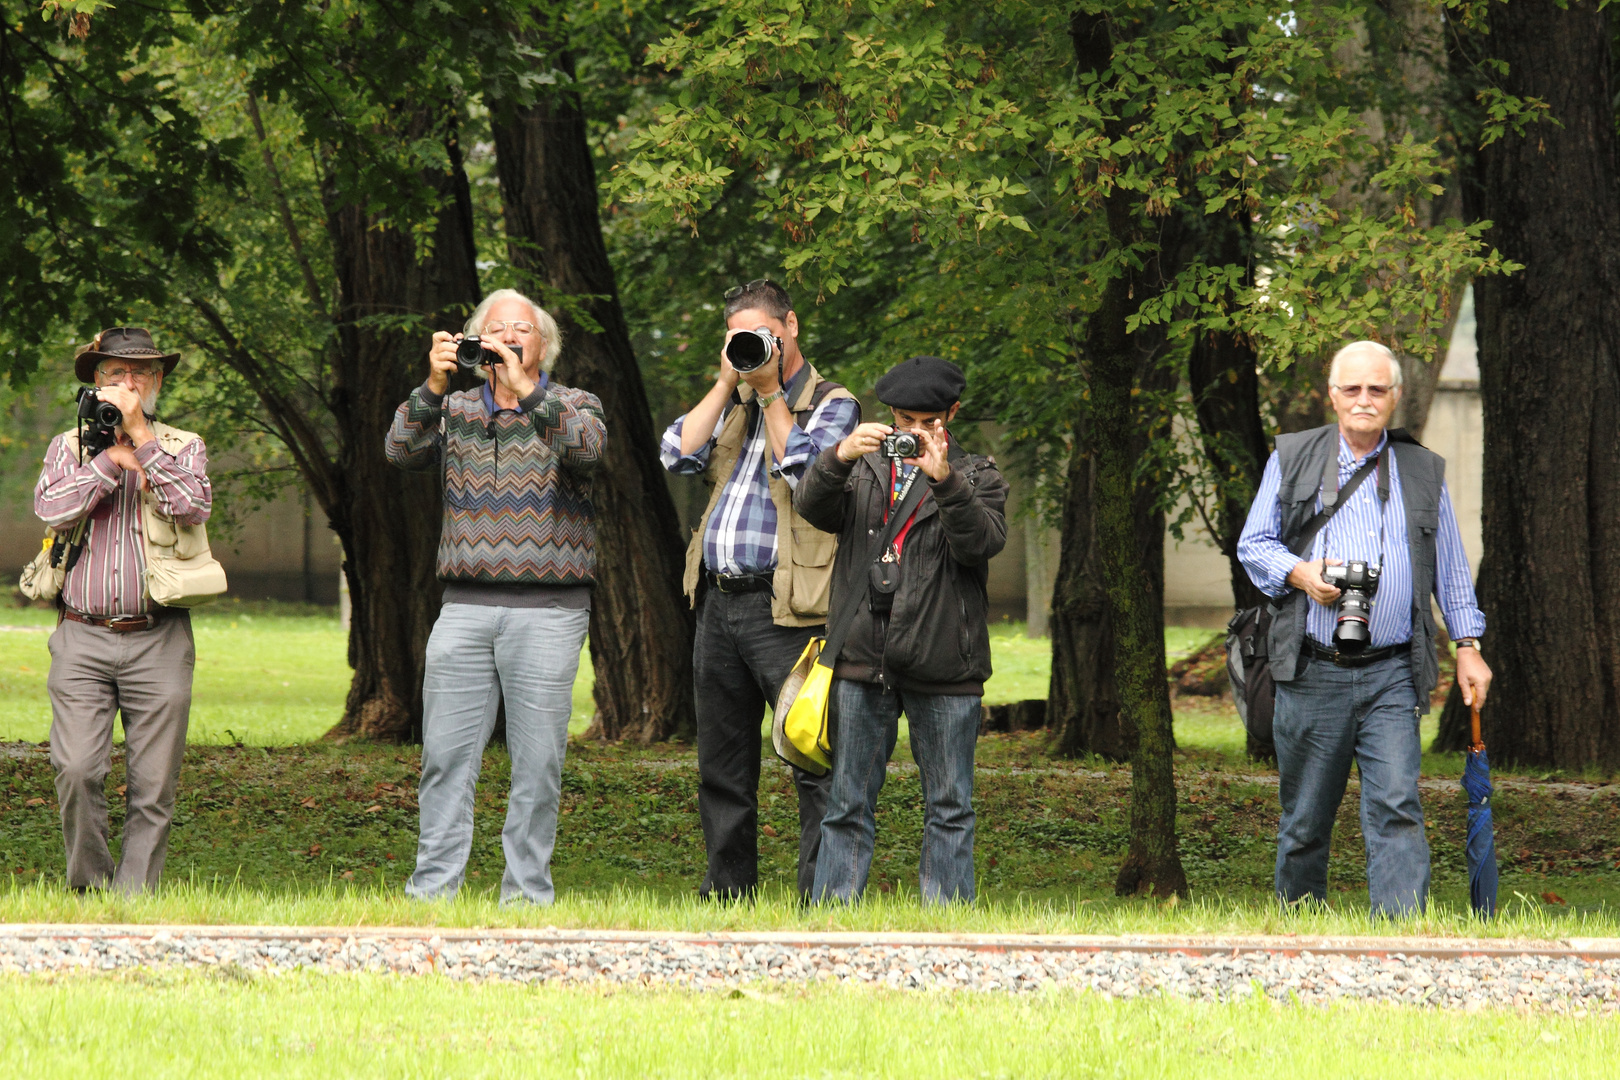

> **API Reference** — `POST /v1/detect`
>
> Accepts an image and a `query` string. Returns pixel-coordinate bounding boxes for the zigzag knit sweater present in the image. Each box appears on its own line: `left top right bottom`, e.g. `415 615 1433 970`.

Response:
385 381 606 588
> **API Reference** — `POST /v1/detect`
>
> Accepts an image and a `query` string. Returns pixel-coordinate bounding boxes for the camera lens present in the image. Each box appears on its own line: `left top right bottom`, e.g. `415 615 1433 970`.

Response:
95 401 122 426
456 336 486 370
725 330 771 373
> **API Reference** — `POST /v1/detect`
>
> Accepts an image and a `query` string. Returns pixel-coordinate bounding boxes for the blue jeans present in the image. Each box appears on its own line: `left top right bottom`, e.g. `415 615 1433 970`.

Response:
812 680 980 904
406 604 589 904
1274 652 1430 916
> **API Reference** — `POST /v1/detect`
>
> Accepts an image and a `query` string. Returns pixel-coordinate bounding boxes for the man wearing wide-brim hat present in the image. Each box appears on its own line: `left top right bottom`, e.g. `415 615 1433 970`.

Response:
34 326 212 894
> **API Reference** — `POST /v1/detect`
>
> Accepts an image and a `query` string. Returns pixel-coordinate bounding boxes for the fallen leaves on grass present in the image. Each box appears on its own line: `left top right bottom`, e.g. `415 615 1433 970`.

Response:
365 805 383 814
25 798 45 807
761 825 778 838
299 796 318 809
1542 891 1566 905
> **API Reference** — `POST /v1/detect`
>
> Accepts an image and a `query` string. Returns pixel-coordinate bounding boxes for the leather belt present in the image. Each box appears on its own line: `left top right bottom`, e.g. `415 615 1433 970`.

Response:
1306 639 1408 668
704 570 774 596
63 609 161 633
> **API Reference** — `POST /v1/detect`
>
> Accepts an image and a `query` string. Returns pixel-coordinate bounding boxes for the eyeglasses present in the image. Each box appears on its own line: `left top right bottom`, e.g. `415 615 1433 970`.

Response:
724 278 773 301
1331 384 1392 400
96 365 157 383
481 321 536 335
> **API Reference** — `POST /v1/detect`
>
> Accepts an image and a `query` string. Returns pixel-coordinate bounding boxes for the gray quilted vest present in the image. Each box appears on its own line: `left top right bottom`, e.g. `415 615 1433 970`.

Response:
1266 424 1448 713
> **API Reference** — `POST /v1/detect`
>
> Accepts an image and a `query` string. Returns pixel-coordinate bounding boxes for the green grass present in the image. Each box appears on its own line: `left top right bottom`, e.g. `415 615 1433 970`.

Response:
1 974 1614 1079
0 601 596 743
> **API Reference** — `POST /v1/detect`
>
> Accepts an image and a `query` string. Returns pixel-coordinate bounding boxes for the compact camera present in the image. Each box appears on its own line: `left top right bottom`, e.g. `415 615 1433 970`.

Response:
881 431 922 460
457 336 521 370
1322 560 1380 653
724 327 781 373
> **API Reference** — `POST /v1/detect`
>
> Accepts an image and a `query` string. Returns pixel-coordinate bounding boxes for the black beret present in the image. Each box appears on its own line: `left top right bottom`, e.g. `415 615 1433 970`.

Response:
874 355 965 412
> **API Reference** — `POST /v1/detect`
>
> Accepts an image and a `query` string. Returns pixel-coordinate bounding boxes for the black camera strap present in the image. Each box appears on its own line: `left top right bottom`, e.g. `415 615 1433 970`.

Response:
815 467 930 672
1289 451 1383 559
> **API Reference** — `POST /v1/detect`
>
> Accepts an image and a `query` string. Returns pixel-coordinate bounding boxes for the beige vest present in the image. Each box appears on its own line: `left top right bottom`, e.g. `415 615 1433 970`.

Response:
60 423 225 607
681 367 853 627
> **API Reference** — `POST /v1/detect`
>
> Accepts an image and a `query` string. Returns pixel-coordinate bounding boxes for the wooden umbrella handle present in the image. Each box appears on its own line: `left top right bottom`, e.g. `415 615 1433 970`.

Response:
1469 700 1484 753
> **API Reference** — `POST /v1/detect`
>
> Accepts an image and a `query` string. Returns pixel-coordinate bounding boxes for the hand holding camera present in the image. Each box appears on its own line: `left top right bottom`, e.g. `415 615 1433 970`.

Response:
425 332 534 400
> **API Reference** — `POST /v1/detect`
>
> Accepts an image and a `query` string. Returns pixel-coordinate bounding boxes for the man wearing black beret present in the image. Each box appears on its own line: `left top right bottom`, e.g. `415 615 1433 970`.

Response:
793 356 1008 904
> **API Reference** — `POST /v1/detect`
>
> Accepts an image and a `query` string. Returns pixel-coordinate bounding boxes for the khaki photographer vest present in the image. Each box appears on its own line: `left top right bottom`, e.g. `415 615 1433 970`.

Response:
55 423 226 608
680 368 853 628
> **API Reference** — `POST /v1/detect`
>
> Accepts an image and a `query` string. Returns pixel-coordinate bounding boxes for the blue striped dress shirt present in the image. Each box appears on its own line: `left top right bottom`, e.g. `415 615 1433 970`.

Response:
1237 430 1486 648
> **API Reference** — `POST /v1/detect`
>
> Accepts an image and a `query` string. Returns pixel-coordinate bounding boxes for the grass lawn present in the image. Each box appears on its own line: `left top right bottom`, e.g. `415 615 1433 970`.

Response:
1 604 1617 930
3 974 1615 1079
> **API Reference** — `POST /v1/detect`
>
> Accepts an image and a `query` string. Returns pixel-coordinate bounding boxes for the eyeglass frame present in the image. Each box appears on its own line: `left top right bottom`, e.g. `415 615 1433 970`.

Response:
723 278 774 302
95 362 160 384
1329 383 1395 400
477 320 538 335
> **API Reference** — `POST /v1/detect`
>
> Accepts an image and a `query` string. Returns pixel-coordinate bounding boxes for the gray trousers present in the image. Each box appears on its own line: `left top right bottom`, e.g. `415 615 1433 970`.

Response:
406 603 589 905
46 612 194 894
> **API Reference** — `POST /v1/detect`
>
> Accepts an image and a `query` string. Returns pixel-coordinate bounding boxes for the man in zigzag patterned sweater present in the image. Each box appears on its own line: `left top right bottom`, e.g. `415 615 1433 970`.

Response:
386 289 606 905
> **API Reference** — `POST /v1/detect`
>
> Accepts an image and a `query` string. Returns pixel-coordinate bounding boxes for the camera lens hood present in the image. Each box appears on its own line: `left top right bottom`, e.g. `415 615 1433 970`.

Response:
725 328 775 373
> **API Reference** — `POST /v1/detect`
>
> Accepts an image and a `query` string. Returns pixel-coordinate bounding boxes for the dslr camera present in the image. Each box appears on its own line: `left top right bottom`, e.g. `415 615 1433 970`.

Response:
881 431 921 460
456 336 521 371
724 326 781 373
1322 560 1380 653
75 386 121 456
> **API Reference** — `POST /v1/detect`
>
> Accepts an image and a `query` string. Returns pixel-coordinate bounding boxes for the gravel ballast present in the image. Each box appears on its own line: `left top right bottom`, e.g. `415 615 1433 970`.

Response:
1 928 1617 1012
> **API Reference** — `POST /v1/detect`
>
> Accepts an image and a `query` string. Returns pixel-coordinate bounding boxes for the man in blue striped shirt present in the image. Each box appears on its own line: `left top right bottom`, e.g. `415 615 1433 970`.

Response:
1238 341 1492 915
661 279 861 900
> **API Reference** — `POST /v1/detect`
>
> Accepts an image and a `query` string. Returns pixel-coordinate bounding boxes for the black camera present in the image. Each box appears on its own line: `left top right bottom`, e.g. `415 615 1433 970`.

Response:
724 327 780 373
456 336 521 370
1322 560 1380 653
881 431 922 460
76 386 121 456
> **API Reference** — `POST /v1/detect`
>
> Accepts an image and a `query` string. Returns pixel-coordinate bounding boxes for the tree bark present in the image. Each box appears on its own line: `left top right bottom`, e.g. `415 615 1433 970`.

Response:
1432 0 1620 767
320 129 482 743
489 55 696 744
1070 9 1188 899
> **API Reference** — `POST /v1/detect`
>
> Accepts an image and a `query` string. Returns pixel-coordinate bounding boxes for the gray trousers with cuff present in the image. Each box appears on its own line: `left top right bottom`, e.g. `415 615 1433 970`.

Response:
406 603 589 905
46 612 195 894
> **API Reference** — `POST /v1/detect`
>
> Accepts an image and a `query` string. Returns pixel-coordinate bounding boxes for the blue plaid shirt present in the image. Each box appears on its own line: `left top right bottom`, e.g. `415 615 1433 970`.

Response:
1238 430 1486 648
661 365 860 576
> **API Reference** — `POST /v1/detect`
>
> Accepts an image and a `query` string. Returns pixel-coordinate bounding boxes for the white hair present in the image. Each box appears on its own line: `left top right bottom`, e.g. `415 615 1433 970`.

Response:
1328 340 1402 389
464 289 564 372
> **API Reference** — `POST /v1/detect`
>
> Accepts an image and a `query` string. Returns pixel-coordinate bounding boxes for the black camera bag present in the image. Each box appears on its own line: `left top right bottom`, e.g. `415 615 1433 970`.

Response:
1226 452 1382 749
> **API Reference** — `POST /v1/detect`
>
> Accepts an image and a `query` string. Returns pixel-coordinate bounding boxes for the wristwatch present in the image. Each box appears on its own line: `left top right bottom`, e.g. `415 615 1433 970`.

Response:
756 388 786 409
1454 638 1481 651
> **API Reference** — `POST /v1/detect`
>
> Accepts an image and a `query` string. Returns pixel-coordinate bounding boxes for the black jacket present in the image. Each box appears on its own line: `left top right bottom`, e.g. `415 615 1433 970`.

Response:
793 440 1008 694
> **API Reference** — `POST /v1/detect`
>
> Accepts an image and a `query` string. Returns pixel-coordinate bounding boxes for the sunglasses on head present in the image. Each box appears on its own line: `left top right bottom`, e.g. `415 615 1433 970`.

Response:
723 278 773 301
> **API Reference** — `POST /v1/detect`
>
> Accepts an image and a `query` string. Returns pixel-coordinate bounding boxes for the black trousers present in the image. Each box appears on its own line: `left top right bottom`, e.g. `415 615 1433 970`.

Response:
693 588 830 899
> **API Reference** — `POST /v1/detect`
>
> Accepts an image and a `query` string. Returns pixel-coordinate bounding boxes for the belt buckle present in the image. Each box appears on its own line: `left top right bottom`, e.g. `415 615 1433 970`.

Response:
1332 652 1353 668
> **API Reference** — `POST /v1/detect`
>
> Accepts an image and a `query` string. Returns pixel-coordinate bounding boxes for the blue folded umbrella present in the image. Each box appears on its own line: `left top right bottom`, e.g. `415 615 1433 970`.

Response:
1460 703 1498 918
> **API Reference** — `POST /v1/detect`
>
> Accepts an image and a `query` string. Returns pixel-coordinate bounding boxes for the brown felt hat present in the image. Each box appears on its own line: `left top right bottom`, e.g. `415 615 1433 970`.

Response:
74 327 181 384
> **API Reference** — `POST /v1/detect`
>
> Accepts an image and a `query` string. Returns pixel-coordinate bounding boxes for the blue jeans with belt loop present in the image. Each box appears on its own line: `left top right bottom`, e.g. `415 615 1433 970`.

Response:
812 679 980 905
406 603 589 905
1273 651 1430 916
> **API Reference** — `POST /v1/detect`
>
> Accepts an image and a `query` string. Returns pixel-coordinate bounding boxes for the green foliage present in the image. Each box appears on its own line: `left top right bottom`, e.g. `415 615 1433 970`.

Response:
0 0 240 382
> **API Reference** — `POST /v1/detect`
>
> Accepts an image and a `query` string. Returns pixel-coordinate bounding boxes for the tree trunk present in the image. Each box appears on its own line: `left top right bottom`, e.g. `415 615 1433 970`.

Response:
1047 441 1125 760
1186 213 1270 617
321 131 482 743
1435 0 1620 768
490 57 697 744
1071 9 1188 899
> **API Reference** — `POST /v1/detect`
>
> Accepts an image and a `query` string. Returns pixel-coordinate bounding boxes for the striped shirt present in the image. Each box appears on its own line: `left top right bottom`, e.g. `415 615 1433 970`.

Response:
661 366 860 576
1237 430 1485 648
34 431 212 616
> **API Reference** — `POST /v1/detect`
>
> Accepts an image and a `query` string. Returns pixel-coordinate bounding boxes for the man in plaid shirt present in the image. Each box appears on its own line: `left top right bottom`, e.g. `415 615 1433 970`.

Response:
662 279 860 900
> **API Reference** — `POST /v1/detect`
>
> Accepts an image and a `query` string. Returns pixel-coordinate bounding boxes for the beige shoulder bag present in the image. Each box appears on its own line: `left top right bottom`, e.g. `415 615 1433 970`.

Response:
139 423 227 608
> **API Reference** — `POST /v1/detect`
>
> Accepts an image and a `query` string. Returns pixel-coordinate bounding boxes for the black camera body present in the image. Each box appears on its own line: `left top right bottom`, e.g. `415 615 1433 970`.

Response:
75 386 121 456
725 327 781 373
881 431 922 460
457 336 521 370
1322 560 1380 653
